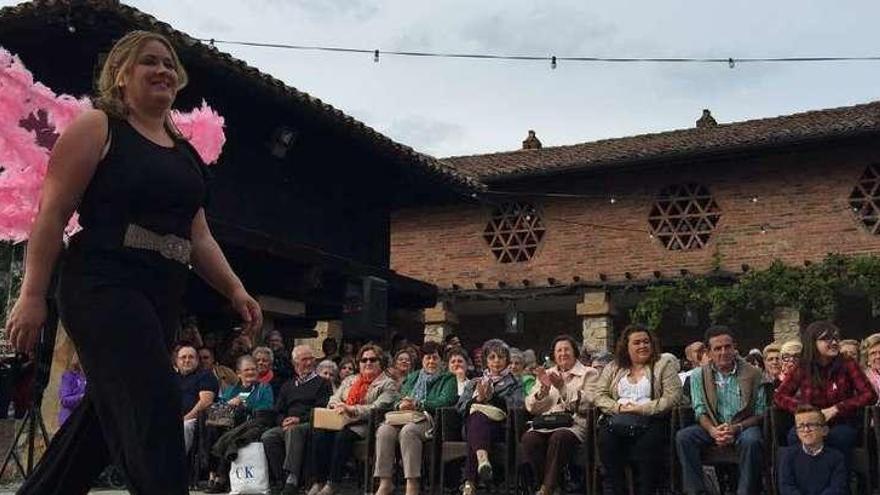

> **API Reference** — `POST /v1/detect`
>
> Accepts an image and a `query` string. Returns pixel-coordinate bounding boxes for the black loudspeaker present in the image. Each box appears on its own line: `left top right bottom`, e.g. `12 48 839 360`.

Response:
342 276 388 338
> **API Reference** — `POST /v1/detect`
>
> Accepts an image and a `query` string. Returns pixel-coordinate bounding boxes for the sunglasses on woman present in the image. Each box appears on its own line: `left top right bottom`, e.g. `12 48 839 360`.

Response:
360 357 380 363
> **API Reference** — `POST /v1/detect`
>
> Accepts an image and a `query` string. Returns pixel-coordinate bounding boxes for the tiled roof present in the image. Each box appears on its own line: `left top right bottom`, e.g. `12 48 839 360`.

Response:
0 0 484 194
442 101 880 182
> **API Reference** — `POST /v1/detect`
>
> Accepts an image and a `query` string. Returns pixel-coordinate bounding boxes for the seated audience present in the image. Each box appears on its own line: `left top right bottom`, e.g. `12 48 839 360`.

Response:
763 343 783 385
266 330 293 387
262 345 333 495
338 357 356 384
307 344 398 495
521 335 598 495
457 339 524 495
470 346 484 376
774 321 876 471
510 347 536 395
522 349 539 376
58 353 86 427
222 333 253 368
838 339 860 362
199 346 237 394
253 346 275 387
319 337 340 364
594 324 682 495
175 345 218 453
205 355 275 493
316 359 340 391
443 333 463 356
676 326 765 495
446 347 470 395
862 333 880 397
375 341 457 495
387 348 415 384
745 349 764 371
778 405 847 495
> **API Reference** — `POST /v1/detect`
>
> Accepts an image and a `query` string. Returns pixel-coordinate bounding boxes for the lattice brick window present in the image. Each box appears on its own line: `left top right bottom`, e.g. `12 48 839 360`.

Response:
483 202 546 263
849 164 880 234
648 183 721 250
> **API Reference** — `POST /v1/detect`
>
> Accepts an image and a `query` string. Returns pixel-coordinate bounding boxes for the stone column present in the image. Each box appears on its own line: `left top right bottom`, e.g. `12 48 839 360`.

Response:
773 307 801 343
423 301 457 343
296 320 343 357
577 290 615 352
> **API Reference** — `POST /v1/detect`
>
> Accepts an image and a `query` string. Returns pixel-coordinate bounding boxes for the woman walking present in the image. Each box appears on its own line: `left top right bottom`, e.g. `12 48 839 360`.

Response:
5 31 262 494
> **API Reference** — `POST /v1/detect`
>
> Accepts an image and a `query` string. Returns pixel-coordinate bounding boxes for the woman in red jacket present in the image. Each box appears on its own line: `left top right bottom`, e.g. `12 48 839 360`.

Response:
774 320 876 469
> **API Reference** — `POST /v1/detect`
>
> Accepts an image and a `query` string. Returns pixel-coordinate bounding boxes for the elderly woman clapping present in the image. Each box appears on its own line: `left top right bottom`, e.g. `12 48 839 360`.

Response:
374 341 458 495
457 339 524 495
307 344 399 495
521 335 599 495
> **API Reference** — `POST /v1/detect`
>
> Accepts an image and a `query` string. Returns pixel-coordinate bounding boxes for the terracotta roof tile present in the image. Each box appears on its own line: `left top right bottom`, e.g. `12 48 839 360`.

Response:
442 101 880 182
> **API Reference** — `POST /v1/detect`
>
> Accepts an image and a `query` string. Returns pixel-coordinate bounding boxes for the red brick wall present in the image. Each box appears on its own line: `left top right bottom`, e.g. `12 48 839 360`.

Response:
392 141 880 289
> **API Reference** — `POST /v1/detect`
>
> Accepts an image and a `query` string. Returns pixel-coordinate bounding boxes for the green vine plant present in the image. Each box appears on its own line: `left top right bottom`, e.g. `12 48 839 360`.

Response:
630 254 880 331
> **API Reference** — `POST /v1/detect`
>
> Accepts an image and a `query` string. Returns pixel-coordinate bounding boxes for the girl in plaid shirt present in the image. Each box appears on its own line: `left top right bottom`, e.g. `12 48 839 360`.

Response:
774 321 876 470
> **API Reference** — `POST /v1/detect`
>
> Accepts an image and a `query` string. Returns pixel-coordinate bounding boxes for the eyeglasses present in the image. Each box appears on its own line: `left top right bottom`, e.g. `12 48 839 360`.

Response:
360 357 380 363
795 422 824 432
781 355 799 363
817 333 841 342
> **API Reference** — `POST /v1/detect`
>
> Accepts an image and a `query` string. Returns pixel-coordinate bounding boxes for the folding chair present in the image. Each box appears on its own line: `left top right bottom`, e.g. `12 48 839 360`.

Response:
512 407 592 495
434 406 515 495
674 403 772 495
591 408 676 495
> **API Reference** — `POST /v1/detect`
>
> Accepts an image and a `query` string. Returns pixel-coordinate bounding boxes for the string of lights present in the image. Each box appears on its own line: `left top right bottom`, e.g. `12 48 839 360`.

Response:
200 38 880 69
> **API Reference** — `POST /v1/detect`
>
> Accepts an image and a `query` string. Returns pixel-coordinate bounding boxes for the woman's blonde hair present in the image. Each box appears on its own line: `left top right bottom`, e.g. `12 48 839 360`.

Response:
861 333 880 365
94 30 188 119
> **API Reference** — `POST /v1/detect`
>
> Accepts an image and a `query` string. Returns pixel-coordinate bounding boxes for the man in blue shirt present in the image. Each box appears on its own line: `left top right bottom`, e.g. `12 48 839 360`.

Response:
176 345 219 453
675 325 766 495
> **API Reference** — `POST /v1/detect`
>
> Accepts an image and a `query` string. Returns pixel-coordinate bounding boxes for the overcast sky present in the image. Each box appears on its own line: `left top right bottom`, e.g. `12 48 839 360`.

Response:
5 0 880 158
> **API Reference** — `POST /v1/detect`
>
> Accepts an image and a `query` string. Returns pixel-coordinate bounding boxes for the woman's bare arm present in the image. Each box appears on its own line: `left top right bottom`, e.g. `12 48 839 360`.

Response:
7 110 108 351
190 209 263 333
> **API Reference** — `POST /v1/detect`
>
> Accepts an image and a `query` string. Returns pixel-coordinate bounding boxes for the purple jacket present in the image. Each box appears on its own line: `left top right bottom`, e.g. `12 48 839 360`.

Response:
58 370 86 426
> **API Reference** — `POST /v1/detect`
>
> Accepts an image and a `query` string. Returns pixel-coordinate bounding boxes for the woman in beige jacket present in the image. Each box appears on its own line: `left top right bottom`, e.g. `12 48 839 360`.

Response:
522 335 599 495
307 344 399 495
594 325 682 495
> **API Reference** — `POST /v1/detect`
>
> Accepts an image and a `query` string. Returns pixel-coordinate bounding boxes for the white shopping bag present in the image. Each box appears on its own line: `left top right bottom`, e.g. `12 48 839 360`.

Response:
229 442 270 495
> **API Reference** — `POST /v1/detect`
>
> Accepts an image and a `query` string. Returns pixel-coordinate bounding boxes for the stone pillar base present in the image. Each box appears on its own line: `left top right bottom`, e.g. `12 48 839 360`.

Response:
582 316 613 352
297 320 343 357
423 302 457 343
577 290 615 352
773 307 801 344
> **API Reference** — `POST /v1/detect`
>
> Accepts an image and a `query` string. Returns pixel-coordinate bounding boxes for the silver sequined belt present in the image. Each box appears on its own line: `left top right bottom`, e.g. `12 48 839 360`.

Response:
122 224 191 265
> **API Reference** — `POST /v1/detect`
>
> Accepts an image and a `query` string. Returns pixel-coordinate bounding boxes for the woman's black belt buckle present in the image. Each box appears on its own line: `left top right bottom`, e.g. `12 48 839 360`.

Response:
122 224 191 265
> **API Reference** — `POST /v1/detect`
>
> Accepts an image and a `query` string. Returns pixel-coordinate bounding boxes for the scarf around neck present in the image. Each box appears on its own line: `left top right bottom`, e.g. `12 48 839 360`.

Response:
411 369 441 403
346 373 378 405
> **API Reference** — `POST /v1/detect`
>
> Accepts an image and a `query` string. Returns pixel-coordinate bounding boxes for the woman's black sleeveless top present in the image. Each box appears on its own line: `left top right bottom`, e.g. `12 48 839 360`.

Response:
74 115 208 247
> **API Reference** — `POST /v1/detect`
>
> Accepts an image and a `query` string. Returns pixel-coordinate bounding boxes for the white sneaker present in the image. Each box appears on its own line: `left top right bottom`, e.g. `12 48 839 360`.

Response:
307 482 324 495
462 481 476 495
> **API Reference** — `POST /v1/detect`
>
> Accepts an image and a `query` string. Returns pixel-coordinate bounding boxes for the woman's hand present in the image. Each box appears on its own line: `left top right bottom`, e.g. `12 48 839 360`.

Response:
6 294 47 354
227 396 243 407
230 287 263 337
335 404 357 417
548 371 565 391
399 398 416 411
821 405 839 422
475 381 491 403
